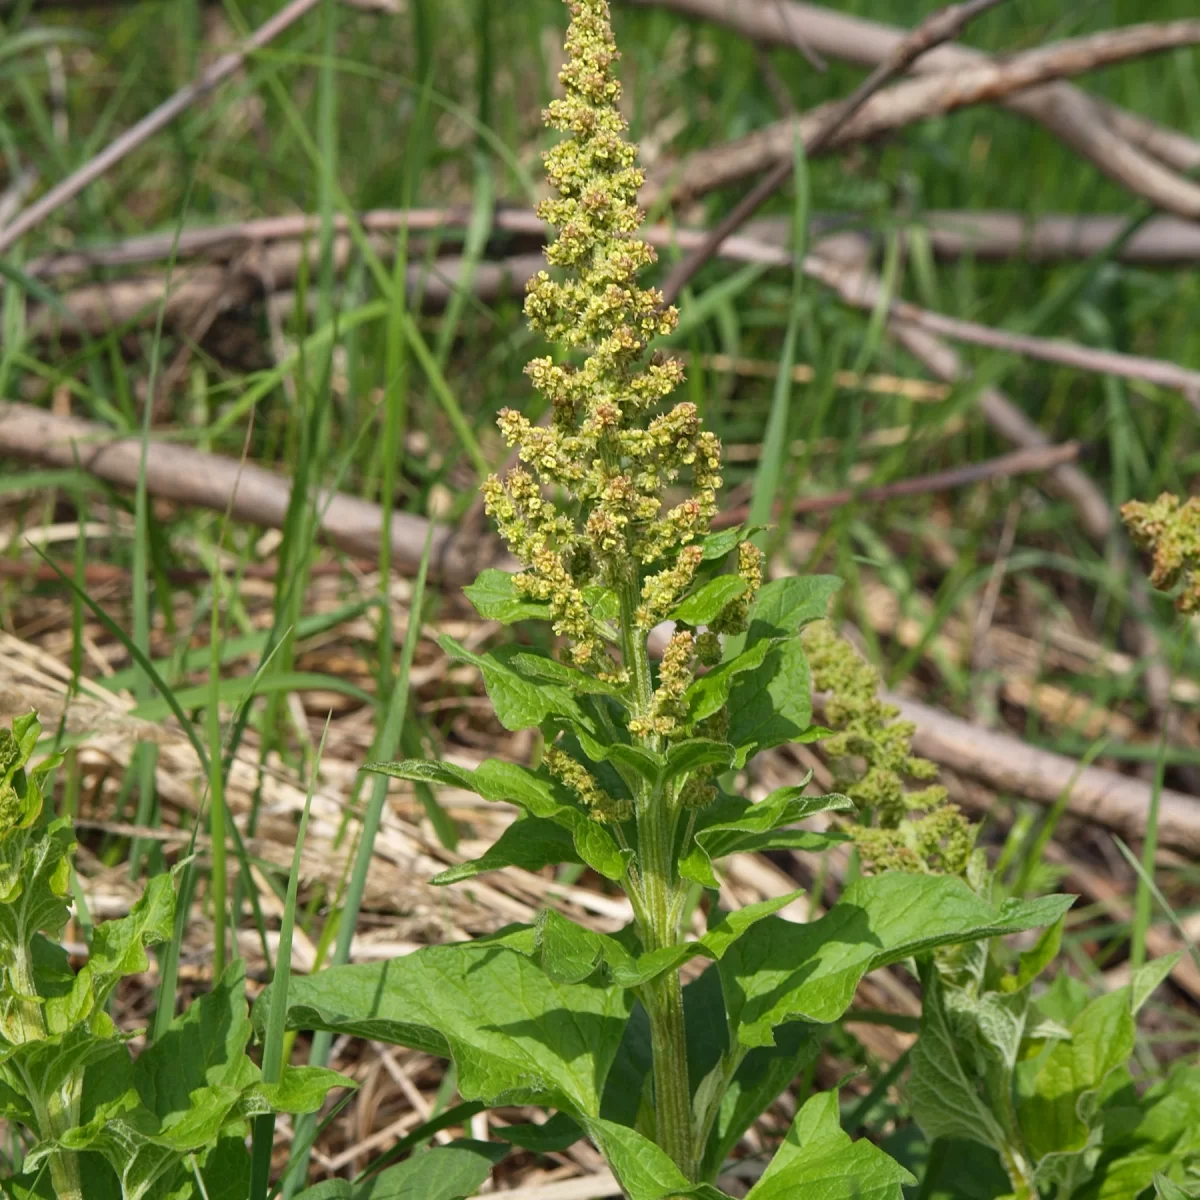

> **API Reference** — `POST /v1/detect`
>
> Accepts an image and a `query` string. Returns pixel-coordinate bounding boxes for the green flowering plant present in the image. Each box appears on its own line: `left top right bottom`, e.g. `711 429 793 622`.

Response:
1122 493 1200 613
254 5 1091 1196
0 712 350 1200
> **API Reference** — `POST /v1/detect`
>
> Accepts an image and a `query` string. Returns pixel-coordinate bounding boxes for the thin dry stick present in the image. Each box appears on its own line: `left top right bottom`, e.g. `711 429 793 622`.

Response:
660 0 1007 304
623 0 1200 205
651 19 1200 216
803 252 1200 403
0 0 326 255
711 441 1082 529
29 208 1200 281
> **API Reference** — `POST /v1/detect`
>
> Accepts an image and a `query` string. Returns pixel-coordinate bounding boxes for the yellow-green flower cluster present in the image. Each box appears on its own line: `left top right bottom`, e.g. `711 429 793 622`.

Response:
712 542 763 636
631 630 695 737
802 620 973 876
1122 492 1200 613
482 0 723 672
545 745 631 823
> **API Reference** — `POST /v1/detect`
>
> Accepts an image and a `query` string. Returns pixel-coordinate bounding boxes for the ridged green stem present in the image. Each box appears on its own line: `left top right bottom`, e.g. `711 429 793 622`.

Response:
620 574 697 1181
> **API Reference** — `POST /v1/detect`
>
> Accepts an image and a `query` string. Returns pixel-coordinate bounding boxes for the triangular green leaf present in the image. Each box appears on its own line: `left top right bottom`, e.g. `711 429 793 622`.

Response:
365 759 628 882
670 576 747 626
744 577 843 643
684 638 773 723
745 1090 914 1199
439 636 588 731
721 875 1073 1048
432 816 580 884
351 1140 509 1198
725 637 814 767
680 786 852 888
256 943 633 1116
578 1117 732 1199
463 570 552 624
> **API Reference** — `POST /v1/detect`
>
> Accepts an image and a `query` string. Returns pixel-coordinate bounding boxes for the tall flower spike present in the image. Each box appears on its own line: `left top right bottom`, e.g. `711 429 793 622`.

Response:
484 0 723 682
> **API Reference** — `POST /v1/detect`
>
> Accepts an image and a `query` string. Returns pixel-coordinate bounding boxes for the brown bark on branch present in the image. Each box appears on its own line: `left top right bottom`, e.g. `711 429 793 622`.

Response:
22 209 1200 281
887 692 1200 856
647 20 1200 217
659 0 1008 304
0 402 508 585
620 0 1200 181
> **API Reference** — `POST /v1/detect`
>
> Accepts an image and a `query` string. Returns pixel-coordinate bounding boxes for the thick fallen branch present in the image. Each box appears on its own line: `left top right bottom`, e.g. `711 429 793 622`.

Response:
0 402 509 585
890 692 1200 856
27 209 1200 280
624 0 1200 210
26 228 1200 403
648 20 1200 217
659 0 1006 302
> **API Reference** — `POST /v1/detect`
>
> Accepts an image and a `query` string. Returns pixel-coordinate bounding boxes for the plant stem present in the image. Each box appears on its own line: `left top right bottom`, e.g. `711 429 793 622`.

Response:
11 947 84 1200
619 574 697 1180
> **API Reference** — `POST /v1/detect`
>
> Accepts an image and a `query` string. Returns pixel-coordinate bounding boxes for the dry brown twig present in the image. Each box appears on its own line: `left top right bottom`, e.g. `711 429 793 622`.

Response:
712 441 1083 529
659 0 1009 304
0 0 328 256
650 19 1200 227
623 0 1200 207
27 208 1200 281
803 250 1200 405
25 222 1200 403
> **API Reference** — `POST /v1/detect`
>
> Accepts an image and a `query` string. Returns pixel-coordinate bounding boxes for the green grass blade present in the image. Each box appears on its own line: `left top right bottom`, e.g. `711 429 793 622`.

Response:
748 130 809 544
284 526 435 1194
250 717 328 1200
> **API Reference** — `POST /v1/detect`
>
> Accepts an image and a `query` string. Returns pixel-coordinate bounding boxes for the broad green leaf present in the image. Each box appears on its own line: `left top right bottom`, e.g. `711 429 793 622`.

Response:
1022 988 1139 1175
914 1137 1013 1200
46 873 174 1034
745 1090 914 1199
605 742 664 783
725 637 814 767
578 1117 731 1199
439 636 587 731
1001 914 1065 994
663 739 736 786
1154 1177 1195 1200
257 943 633 1116
1 1024 127 1137
432 816 580 884
1131 955 1179 1016
582 584 620 622
488 896 804 991
907 967 1019 1163
721 875 1073 1048
365 759 628 881
1075 1065 1200 1200
500 1111 585 1153
684 638 773 723
744 576 842 643
698 1021 822 1182
680 787 852 888
350 1140 509 1199
670 576 747 626
462 570 551 624
257 1065 352 1115
0 818 74 979
699 526 751 562
54 962 351 1200
507 651 622 696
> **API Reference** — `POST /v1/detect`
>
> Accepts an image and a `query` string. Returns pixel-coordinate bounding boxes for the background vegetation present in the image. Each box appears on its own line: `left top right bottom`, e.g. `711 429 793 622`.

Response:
0 0 1198 1194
